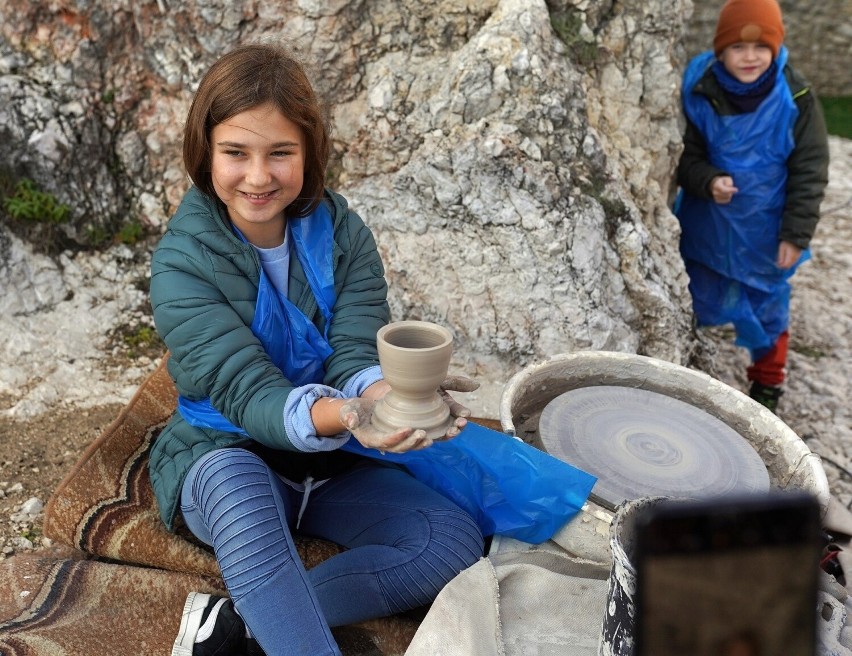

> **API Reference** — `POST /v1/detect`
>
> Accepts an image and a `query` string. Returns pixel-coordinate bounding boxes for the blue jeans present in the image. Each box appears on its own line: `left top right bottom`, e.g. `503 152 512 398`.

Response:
180 448 484 656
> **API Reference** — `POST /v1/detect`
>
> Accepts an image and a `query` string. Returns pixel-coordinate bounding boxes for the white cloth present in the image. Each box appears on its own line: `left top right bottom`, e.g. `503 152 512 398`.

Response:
405 547 610 656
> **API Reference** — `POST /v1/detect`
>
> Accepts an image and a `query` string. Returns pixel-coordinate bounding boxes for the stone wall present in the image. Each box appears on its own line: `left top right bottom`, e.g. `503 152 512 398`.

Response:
685 0 852 96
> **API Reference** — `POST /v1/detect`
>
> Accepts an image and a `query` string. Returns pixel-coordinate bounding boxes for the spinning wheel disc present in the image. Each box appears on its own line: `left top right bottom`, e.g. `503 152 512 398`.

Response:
539 386 770 509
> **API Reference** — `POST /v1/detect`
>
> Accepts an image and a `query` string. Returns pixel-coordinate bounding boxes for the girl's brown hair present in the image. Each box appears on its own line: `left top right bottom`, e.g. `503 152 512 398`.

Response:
183 43 330 218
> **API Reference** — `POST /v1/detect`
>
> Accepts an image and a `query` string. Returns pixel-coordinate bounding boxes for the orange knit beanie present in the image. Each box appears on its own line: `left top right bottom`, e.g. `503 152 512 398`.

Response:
713 0 785 58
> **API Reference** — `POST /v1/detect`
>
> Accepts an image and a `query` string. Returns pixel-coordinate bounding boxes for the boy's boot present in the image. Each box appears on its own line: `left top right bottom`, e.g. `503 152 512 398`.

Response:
172 592 250 656
749 381 784 413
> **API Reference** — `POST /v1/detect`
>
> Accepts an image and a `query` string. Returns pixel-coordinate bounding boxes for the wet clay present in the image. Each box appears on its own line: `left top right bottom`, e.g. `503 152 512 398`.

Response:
371 321 454 439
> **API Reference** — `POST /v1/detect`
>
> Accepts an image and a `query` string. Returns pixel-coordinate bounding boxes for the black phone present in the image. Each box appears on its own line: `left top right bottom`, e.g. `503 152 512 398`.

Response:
634 492 822 656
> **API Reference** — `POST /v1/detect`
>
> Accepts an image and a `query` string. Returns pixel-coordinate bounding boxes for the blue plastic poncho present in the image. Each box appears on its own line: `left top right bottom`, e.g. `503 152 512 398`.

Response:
342 426 596 543
676 47 806 350
177 203 595 542
177 204 336 434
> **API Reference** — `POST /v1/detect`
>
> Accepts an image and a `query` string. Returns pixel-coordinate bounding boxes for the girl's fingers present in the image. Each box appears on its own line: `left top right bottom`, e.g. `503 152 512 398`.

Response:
440 375 480 393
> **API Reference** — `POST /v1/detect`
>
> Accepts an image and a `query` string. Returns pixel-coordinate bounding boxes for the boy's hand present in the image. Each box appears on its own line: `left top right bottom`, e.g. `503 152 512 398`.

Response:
710 176 738 204
777 241 802 269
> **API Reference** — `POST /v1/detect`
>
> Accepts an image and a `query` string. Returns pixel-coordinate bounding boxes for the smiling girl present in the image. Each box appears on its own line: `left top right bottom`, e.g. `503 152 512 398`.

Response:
208 103 306 247
151 44 483 656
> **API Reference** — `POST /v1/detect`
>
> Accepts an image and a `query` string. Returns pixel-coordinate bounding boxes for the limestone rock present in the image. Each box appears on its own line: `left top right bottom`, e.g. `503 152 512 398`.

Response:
0 0 839 405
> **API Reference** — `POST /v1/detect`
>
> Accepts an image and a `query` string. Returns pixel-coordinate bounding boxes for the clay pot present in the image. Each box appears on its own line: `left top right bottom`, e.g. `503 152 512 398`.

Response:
371 320 454 439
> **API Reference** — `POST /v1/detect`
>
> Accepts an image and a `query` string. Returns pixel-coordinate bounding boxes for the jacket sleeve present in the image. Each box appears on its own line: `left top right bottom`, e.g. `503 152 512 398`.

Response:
780 87 830 249
150 229 298 451
676 116 728 199
322 203 390 391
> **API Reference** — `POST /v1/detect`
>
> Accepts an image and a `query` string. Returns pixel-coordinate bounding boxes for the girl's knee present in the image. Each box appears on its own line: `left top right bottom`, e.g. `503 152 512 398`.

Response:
194 447 263 477
188 450 296 599
427 507 484 573
450 508 485 566
382 508 482 610
189 448 266 496
187 448 289 535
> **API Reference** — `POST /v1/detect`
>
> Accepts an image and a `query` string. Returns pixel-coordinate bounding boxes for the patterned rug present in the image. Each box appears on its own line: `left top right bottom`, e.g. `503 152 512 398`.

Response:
0 547 430 656
0 547 225 655
0 356 498 655
42 355 220 578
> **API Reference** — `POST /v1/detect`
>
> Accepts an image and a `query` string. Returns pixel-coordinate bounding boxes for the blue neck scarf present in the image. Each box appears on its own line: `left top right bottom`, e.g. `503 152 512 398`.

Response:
712 59 778 113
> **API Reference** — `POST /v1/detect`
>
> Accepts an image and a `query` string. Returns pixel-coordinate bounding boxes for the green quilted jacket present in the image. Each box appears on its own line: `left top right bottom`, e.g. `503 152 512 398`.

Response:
149 186 390 530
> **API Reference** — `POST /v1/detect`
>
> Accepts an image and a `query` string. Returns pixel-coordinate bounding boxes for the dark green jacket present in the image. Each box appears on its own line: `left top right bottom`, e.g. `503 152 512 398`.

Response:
676 63 829 249
149 186 389 529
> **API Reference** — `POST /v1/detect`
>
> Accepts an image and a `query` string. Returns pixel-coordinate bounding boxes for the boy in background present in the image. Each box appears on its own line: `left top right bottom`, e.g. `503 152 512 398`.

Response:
676 0 829 412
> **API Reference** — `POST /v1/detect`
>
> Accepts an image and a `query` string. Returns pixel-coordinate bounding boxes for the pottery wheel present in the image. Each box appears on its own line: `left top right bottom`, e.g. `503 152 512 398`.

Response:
538 386 770 509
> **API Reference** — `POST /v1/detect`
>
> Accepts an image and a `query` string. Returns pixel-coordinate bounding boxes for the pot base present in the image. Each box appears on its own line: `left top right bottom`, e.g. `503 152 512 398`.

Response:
371 391 453 440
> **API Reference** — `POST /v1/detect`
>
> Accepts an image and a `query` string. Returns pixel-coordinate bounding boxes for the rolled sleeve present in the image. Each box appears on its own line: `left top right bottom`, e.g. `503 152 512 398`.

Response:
284 384 349 452
342 365 383 398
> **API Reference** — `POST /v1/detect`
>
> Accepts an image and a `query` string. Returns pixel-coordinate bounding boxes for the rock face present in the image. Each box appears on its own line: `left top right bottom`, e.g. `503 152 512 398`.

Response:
0 0 710 393
343 0 697 387
0 226 153 417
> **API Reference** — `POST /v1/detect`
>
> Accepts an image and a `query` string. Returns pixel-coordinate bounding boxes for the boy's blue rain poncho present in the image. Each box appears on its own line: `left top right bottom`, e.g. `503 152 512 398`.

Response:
676 47 807 350
178 202 596 543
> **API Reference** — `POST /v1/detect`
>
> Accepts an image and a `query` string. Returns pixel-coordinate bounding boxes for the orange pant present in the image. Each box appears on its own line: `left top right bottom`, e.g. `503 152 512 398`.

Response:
747 330 789 387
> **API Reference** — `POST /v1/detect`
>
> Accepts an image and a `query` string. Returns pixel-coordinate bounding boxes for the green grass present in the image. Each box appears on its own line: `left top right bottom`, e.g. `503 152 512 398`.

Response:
820 96 852 139
2 178 69 224
550 9 598 66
